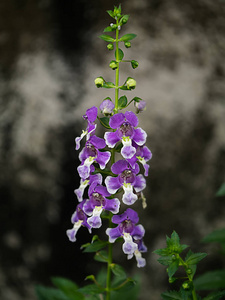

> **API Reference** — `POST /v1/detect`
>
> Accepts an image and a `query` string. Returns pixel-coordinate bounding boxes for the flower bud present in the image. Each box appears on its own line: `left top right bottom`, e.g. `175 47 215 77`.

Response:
100 99 115 116
124 42 131 48
94 77 104 88
126 78 136 90
110 23 117 30
131 60 139 69
134 100 146 113
182 282 190 290
109 60 118 70
121 15 129 24
107 43 114 50
186 268 192 275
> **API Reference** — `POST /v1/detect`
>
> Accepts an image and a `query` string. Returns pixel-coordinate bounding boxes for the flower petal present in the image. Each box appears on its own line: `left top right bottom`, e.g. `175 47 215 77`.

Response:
104 198 120 214
89 135 106 149
105 176 121 194
84 106 98 122
122 183 138 205
111 160 128 174
133 174 146 192
109 113 125 129
96 151 111 169
125 111 138 127
75 130 87 150
122 232 138 255
132 128 147 146
104 131 120 148
106 226 122 243
132 224 145 240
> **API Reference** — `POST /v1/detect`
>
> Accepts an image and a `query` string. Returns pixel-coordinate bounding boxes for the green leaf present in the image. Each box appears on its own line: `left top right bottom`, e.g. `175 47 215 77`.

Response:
98 117 111 129
119 34 137 42
107 10 115 18
185 252 207 265
202 228 225 244
203 290 225 300
216 183 225 197
118 95 127 109
157 255 173 266
112 278 136 293
111 264 127 279
168 260 179 278
35 286 71 300
103 82 115 88
82 240 108 253
161 290 183 300
194 270 225 290
153 248 171 256
120 15 129 25
94 250 108 263
104 26 114 32
99 34 115 42
78 284 105 295
116 48 124 61
51 278 84 300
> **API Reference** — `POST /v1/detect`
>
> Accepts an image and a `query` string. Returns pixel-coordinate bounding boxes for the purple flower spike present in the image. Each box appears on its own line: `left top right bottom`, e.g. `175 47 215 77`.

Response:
78 135 111 179
105 160 146 205
100 99 115 115
66 200 91 242
106 208 145 256
74 173 102 202
83 183 120 228
75 106 98 150
104 111 147 159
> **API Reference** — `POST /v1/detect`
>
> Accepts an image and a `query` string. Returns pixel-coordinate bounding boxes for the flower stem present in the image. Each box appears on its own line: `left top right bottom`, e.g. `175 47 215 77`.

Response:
106 214 113 300
114 21 120 113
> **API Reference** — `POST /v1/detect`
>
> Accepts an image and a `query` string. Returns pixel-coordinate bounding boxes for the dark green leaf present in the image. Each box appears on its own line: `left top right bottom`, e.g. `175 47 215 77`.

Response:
185 252 207 265
153 248 171 256
194 270 225 290
119 85 129 90
203 290 225 300
107 10 115 18
112 278 136 292
168 260 179 278
132 96 142 103
161 290 183 300
157 255 173 266
78 284 105 295
103 82 115 88
118 95 127 109
111 264 127 279
98 117 111 129
51 278 84 300
202 228 225 244
94 250 108 263
99 34 115 42
82 240 108 253
116 48 124 61
35 286 71 300
119 34 137 42
120 15 129 25
104 26 114 32
216 183 225 197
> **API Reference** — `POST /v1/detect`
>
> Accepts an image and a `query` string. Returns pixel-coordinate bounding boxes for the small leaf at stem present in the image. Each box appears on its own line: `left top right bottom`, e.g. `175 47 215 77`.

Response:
98 117 111 129
83 240 108 253
99 34 115 42
104 26 114 32
94 250 109 263
103 82 115 88
168 260 179 278
116 48 124 61
185 252 207 265
111 264 127 279
78 284 105 295
119 33 137 42
118 95 128 109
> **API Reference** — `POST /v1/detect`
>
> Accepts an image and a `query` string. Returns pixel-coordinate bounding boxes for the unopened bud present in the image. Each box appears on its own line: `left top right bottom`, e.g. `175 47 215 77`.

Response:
94 77 104 88
134 100 146 113
109 60 118 70
121 15 129 24
131 60 139 69
182 282 190 290
107 43 114 50
125 42 131 48
127 78 136 90
186 268 192 275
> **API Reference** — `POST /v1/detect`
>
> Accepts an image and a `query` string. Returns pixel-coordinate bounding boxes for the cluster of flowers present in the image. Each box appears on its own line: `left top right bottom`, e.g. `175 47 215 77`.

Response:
67 100 152 267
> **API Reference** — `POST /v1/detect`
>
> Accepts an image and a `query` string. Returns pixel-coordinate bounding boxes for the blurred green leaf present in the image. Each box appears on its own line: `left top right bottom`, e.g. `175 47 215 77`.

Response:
104 26 114 32
78 284 105 295
168 260 179 278
161 290 183 300
99 34 115 42
185 252 207 265
107 10 114 18
82 240 108 253
119 34 137 42
202 228 225 244
35 286 71 300
216 183 225 197
153 248 171 256
157 255 173 266
194 270 225 290
203 290 225 300
51 278 84 300
94 250 108 263
111 264 127 279
103 82 115 88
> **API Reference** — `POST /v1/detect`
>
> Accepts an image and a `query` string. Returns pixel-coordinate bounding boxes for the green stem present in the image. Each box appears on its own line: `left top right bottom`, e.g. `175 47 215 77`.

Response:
114 21 120 113
106 214 113 300
192 286 198 300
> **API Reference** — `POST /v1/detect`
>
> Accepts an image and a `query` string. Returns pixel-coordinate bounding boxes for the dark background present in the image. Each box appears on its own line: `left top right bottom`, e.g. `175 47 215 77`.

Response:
0 0 225 299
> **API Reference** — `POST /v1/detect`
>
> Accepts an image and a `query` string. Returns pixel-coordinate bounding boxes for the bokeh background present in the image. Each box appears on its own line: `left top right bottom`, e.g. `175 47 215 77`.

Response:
0 0 225 299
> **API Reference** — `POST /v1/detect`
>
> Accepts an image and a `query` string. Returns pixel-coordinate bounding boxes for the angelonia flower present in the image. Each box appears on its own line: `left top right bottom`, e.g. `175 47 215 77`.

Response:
67 5 152 270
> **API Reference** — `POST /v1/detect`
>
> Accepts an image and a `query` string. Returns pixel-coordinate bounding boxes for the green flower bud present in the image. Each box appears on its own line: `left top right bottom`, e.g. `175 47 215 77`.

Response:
121 14 129 24
169 277 176 283
95 77 104 88
109 60 118 70
126 78 136 90
182 282 190 290
186 268 192 275
125 42 131 48
110 23 117 30
131 60 139 69
107 43 114 50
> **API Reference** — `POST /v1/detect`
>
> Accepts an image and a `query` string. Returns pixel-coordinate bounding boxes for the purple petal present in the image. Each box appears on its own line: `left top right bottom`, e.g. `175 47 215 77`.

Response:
104 198 120 214
143 163 149 177
87 215 102 228
104 131 120 148
121 144 136 159
95 185 111 197
106 226 122 243
89 173 102 186
135 252 146 268
127 156 138 169
84 106 98 122
132 128 147 146
109 113 125 129
112 208 139 224
89 135 106 149
105 176 121 194
132 224 145 240
122 184 138 205
83 199 94 216
125 111 138 127
133 174 146 192
142 146 152 161
77 163 91 179
111 160 128 174
100 100 115 114
87 123 97 140
66 228 78 242
96 151 111 169
122 233 138 255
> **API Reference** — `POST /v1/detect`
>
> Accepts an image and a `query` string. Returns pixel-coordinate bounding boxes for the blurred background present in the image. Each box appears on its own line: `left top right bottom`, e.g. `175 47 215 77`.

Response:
0 0 225 299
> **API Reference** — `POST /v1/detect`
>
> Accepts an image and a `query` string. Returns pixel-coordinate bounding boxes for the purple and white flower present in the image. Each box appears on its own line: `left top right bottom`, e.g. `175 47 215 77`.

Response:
104 111 147 159
127 238 147 268
106 208 145 256
75 106 98 150
105 160 146 205
127 143 152 176
134 100 146 113
78 135 111 179
83 182 120 228
74 173 102 202
66 200 91 242
100 99 115 116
